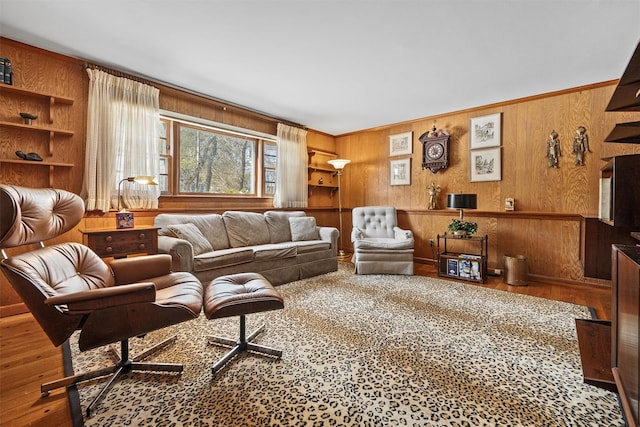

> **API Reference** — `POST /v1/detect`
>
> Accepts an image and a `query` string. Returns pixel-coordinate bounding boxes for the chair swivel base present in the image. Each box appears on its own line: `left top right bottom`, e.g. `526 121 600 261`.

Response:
208 315 282 375
41 335 182 417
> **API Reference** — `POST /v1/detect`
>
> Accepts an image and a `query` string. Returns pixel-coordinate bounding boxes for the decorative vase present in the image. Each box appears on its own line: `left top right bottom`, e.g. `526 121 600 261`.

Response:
454 230 467 237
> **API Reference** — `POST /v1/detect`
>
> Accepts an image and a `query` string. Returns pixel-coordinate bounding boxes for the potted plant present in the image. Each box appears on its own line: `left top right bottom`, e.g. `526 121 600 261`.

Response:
448 219 478 237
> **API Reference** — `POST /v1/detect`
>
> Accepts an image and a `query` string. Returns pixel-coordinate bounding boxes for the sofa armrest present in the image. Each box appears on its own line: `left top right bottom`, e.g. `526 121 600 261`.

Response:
318 226 339 254
351 226 363 242
157 235 194 272
393 226 414 240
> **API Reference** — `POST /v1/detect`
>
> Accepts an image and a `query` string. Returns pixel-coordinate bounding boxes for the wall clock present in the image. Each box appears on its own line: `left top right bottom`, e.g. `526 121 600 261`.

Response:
420 125 450 173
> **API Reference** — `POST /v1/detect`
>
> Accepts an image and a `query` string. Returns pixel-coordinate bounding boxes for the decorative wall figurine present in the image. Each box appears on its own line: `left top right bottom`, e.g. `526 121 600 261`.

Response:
427 181 441 210
546 130 561 168
572 126 590 165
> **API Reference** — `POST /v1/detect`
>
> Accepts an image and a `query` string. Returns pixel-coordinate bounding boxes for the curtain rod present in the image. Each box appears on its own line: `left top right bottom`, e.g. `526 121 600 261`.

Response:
83 61 306 130
85 62 154 86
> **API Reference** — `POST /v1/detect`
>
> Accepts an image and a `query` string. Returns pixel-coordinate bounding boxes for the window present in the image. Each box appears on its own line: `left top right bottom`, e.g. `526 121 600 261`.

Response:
158 118 171 194
160 114 277 197
263 142 277 195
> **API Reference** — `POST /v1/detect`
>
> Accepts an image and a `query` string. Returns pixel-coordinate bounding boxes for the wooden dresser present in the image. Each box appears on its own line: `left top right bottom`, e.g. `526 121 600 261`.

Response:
81 226 159 259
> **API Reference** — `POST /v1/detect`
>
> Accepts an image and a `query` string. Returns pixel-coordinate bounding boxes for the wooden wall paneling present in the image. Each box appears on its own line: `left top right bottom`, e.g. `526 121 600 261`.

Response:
565 90 595 216
337 82 640 285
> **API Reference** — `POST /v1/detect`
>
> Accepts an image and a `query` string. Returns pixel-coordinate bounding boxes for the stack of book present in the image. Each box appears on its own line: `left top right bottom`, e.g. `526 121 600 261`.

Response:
458 254 482 280
0 58 13 85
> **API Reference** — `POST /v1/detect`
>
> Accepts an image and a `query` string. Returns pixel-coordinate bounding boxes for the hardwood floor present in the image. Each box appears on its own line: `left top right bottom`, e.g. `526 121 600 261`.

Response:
0 263 612 426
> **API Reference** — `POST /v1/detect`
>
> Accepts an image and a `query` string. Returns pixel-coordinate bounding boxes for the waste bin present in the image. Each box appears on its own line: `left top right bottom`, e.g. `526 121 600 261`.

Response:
503 255 528 286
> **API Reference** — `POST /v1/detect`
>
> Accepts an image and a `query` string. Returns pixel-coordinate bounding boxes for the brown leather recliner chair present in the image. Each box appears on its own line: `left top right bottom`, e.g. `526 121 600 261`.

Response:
0 184 203 417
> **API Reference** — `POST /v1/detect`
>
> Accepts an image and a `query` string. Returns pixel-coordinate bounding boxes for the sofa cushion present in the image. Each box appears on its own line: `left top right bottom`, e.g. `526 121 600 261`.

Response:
251 243 297 261
264 210 306 243
353 237 414 250
289 217 319 241
166 223 213 255
293 240 331 254
223 211 271 248
193 247 254 272
155 213 230 250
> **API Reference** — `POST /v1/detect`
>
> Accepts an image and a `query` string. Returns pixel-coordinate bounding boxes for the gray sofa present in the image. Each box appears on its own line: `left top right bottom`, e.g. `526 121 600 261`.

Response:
154 210 338 285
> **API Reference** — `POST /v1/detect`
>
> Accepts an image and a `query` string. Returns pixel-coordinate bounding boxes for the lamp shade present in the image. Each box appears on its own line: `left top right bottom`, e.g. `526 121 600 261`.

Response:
447 194 477 210
327 159 351 170
131 175 158 185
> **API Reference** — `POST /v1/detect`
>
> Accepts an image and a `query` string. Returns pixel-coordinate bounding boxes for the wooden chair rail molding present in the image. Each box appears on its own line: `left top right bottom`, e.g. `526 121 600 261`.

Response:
397 209 584 221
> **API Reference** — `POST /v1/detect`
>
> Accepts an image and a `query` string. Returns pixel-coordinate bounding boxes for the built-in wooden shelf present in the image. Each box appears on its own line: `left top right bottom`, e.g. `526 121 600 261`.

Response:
308 165 337 173
0 85 74 104
308 149 337 157
0 159 74 187
0 121 74 136
0 85 74 125
308 148 339 198
605 121 640 144
0 121 74 155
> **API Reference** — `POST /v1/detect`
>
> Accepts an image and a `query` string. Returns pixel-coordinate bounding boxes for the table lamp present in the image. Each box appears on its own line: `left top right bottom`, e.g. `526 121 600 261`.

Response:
447 193 477 221
116 175 158 229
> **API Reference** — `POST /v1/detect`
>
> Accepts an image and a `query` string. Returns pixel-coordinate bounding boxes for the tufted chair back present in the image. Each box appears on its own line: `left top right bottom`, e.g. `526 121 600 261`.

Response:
0 184 113 346
351 206 398 239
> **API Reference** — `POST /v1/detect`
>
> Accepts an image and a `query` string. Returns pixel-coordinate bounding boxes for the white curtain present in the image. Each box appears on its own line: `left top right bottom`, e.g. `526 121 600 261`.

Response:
274 123 308 208
82 69 160 212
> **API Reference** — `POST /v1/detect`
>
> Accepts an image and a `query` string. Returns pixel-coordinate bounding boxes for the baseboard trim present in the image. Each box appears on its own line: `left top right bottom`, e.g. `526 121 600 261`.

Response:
0 303 27 318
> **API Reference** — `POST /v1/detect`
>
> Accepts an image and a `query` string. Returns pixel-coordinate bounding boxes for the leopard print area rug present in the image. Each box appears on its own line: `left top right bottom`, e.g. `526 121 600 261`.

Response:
69 264 623 426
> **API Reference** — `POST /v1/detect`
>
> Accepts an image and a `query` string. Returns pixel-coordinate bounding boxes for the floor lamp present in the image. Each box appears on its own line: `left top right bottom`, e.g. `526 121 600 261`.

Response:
327 159 351 258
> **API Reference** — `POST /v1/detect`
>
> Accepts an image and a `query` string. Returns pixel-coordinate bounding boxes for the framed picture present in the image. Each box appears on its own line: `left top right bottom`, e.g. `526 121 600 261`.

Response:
470 147 501 182
389 131 413 156
390 158 411 186
470 113 501 149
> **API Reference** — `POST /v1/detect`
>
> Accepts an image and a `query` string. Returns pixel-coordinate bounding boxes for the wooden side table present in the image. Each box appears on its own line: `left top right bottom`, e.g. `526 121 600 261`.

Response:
81 226 159 258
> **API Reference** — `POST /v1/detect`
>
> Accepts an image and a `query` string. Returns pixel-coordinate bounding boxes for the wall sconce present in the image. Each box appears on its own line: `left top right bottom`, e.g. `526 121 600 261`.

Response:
327 159 351 258
116 175 158 229
447 193 477 221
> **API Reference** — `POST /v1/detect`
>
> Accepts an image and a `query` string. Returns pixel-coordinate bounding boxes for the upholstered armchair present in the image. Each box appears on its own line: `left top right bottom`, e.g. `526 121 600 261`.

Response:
0 184 203 417
351 206 414 275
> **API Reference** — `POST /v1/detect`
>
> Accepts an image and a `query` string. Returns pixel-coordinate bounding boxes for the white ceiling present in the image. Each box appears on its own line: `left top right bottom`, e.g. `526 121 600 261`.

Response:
1 0 638 135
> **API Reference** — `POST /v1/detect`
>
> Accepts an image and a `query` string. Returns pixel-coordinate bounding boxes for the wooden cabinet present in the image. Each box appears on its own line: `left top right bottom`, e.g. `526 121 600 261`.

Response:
576 244 640 425
0 85 75 186
81 226 159 259
599 154 640 228
612 244 640 427
437 234 488 283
